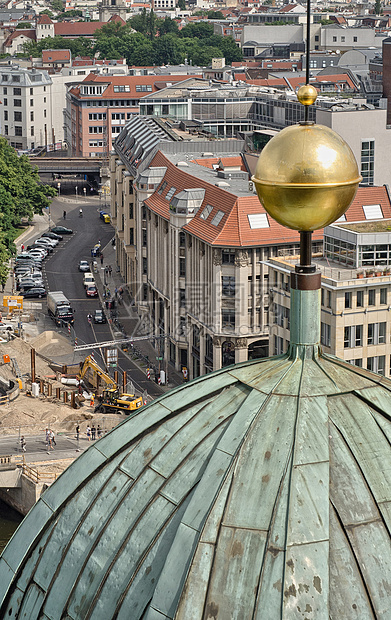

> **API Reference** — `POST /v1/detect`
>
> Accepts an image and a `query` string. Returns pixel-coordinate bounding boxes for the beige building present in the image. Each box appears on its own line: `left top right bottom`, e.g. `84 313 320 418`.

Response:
111 117 324 378
269 190 391 376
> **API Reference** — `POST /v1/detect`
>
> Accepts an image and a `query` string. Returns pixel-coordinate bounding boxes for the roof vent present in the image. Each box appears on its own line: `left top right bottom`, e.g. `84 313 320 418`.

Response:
202 152 214 157
215 181 230 187
176 161 189 167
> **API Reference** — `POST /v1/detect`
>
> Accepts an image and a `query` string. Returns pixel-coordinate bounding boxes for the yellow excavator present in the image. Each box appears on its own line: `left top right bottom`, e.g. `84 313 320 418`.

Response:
79 355 143 414
94 389 143 415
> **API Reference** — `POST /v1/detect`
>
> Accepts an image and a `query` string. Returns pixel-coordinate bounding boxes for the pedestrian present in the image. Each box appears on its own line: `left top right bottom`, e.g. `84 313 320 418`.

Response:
21 243 25 252
86 426 91 441
63 210 66 220
50 430 56 447
100 254 104 265
114 287 118 298
20 436 26 452
45 428 50 451
76 424 80 441
91 425 96 440
108 265 112 277
97 425 102 438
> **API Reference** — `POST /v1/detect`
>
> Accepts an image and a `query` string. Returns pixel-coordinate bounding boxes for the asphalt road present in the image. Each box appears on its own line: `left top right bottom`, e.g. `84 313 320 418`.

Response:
36 195 164 398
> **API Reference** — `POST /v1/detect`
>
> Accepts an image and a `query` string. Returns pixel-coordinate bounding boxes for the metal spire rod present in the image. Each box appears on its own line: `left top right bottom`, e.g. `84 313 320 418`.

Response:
305 0 311 122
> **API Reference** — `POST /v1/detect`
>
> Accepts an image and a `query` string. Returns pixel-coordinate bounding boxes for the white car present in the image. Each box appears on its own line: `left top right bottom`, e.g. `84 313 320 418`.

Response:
83 272 95 288
38 237 57 247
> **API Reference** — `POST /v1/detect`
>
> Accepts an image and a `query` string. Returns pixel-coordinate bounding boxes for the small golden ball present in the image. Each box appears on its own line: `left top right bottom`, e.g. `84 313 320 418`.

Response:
297 84 318 106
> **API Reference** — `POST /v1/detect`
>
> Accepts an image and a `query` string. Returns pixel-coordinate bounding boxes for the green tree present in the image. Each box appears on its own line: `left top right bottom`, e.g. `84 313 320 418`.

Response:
179 22 214 38
16 22 32 29
0 138 55 254
207 11 224 19
0 241 10 289
40 9 54 18
128 9 148 35
177 0 186 9
157 17 179 37
50 0 64 12
154 34 182 65
375 0 382 14
24 35 93 57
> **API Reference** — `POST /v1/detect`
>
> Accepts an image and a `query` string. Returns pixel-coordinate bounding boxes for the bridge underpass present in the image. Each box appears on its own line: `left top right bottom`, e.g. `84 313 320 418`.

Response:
28 157 107 192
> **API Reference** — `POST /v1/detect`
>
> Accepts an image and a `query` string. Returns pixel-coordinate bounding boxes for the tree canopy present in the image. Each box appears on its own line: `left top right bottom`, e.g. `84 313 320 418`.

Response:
0 138 55 255
23 17 242 66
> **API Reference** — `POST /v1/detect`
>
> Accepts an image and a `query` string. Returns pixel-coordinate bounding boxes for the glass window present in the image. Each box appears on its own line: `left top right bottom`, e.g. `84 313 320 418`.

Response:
211 210 224 226
357 290 363 307
345 292 352 308
321 322 331 347
222 309 235 330
380 287 387 304
368 289 375 305
222 276 235 297
179 257 186 277
222 249 235 264
200 204 213 220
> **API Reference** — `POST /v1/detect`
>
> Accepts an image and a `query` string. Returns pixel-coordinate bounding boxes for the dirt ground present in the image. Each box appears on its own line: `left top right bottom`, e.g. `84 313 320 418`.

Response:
0 333 109 436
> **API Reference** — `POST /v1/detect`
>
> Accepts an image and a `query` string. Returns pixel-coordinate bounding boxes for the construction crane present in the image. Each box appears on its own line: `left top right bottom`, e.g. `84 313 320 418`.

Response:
74 335 166 352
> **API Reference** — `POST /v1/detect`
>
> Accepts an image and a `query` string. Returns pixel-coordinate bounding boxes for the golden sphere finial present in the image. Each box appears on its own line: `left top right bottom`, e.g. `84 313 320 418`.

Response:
297 84 318 106
252 124 362 232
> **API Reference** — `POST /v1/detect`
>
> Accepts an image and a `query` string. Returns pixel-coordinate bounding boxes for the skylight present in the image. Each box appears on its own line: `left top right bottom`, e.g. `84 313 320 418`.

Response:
200 204 213 220
211 210 224 226
335 214 346 222
363 204 383 220
248 213 269 229
166 186 176 201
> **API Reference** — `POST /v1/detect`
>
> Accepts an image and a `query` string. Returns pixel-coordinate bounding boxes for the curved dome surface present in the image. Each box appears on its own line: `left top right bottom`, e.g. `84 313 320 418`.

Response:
0 345 391 619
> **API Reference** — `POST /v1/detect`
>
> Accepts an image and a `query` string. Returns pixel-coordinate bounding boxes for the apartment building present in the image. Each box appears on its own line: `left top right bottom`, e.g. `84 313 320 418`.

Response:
268 186 391 377
140 80 391 188
64 74 197 157
111 116 324 379
0 66 53 150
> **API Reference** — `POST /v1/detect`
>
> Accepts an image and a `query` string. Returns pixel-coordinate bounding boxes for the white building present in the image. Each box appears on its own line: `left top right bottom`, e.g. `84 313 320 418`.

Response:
0 66 53 150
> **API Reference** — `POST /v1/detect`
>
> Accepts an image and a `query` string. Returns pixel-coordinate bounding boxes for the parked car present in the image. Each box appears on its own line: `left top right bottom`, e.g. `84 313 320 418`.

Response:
42 231 63 241
86 285 98 298
99 211 111 223
38 236 58 246
21 287 47 299
93 309 107 323
27 249 48 260
78 260 90 273
50 226 73 235
14 266 37 277
33 240 53 253
18 279 44 292
17 272 43 284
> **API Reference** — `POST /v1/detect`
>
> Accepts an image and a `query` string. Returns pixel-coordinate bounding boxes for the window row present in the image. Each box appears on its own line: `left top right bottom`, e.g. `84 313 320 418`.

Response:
344 287 387 308
344 322 386 348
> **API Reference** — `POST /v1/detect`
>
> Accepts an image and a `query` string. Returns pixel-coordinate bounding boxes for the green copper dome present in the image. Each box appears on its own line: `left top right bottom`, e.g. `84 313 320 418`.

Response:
0 338 391 618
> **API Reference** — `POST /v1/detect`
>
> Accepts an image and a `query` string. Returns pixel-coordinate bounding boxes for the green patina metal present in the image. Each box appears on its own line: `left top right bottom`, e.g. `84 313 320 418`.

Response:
0 279 390 619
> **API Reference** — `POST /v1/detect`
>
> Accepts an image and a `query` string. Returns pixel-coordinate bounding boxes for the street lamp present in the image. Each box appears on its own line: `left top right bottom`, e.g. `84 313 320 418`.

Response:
57 182 61 197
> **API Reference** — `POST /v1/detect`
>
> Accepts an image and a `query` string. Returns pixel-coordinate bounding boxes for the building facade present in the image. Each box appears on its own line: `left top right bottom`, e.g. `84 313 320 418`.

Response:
111 117 324 379
0 66 53 150
269 186 391 376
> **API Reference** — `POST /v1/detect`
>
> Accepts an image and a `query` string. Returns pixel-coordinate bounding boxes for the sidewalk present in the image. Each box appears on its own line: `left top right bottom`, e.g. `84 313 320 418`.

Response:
94 240 184 390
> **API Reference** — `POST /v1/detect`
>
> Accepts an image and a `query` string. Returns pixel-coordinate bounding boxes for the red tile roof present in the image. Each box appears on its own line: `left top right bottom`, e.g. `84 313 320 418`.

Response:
68 73 198 99
3 29 35 47
37 14 53 24
54 21 123 37
144 150 391 248
42 49 71 62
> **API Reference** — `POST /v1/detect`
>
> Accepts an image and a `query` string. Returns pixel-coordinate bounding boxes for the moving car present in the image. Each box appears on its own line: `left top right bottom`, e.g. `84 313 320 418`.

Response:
83 272 95 288
86 285 98 298
50 226 73 235
93 309 107 324
99 211 111 223
21 287 47 299
42 231 63 241
78 260 90 273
